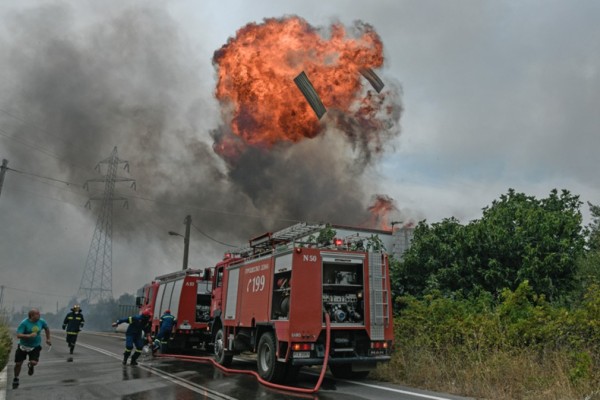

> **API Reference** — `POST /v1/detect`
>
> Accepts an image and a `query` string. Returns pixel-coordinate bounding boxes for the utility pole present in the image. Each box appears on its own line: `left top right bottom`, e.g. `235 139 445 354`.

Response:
0 159 8 200
183 215 191 270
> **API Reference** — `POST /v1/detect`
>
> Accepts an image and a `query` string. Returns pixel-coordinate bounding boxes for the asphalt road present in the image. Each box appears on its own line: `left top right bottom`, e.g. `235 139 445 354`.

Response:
3 331 473 400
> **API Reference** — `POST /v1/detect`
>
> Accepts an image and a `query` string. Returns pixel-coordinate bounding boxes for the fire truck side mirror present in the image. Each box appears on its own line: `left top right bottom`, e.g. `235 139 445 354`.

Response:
135 296 143 307
204 268 212 279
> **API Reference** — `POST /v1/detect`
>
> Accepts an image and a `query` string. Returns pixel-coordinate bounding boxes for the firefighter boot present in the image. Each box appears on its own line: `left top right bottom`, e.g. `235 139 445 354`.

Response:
122 351 130 366
152 339 160 354
130 351 141 366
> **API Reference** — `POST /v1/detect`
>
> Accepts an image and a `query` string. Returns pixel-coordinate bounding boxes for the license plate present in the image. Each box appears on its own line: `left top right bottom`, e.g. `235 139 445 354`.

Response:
293 351 310 358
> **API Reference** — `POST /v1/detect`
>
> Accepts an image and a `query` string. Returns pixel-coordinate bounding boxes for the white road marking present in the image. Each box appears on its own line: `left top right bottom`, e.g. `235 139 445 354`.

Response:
338 379 457 400
77 342 237 400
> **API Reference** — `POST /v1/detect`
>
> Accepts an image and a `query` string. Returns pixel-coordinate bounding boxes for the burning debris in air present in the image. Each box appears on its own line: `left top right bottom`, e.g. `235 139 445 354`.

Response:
294 71 327 120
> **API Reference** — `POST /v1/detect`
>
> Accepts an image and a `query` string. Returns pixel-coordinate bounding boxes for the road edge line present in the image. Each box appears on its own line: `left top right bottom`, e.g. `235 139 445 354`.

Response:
0 365 7 400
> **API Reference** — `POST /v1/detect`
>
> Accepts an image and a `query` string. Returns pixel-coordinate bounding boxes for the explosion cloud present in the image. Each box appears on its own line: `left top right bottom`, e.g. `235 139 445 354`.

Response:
211 16 402 169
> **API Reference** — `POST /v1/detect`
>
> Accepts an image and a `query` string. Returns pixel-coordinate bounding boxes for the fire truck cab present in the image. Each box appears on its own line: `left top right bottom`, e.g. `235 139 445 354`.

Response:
209 223 394 383
137 268 213 351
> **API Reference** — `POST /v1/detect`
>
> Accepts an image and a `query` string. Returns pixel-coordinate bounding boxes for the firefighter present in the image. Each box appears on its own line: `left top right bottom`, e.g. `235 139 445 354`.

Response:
62 304 85 354
111 310 152 366
152 309 176 353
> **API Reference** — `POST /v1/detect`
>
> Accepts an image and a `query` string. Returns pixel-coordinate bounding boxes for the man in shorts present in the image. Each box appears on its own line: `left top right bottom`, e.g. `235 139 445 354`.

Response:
13 308 52 389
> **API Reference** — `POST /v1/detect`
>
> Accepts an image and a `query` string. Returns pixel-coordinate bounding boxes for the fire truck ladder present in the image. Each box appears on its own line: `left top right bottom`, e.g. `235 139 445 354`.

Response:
234 222 326 256
271 222 325 243
368 252 389 341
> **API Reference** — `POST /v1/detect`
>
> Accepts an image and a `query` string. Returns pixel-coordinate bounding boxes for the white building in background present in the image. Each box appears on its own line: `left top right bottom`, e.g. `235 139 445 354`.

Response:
391 226 415 260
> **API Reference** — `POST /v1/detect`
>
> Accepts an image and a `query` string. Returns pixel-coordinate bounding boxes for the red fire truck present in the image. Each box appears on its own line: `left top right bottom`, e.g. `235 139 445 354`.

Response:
209 222 394 382
136 268 213 351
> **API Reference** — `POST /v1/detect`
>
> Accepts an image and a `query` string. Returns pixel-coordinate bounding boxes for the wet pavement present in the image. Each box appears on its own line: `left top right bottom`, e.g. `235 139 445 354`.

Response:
5 339 173 399
2 332 472 400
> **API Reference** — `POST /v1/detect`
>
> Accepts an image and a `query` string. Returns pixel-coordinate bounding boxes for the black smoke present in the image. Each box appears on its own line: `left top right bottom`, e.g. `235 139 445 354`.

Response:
1 2 403 250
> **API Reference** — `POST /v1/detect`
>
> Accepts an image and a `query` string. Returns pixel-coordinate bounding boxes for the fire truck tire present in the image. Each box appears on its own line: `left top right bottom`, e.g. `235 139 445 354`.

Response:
257 332 287 382
329 364 370 379
214 328 233 367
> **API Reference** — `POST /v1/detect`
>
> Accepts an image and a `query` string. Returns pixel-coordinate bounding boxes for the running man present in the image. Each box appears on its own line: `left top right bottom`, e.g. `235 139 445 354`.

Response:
13 308 52 389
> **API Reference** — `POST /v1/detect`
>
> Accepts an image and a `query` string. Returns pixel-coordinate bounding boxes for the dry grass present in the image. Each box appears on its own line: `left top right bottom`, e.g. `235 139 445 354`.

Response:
373 348 600 400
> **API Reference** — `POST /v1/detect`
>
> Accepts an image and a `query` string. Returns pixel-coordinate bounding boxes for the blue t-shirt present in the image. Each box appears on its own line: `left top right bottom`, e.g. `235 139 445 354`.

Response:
17 318 48 348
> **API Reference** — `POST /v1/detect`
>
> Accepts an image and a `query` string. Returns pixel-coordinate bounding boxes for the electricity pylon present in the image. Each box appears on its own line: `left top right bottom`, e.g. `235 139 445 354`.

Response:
77 147 136 304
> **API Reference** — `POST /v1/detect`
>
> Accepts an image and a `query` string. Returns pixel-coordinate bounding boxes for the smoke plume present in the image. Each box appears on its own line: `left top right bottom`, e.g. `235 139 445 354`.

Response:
1 4 403 252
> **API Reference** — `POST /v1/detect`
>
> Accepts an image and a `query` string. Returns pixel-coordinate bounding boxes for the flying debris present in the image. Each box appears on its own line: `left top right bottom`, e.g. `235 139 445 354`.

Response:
294 71 327 119
360 68 385 93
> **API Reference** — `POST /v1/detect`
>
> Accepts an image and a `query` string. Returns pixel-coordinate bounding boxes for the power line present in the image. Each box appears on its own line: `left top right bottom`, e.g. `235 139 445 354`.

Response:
6 182 86 208
0 106 92 160
4 160 306 229
3 160 303 224
0 126 94 174
7 166 81 187
192 222 236 248
0 127 71 163
129 191 301 223
1 285 74 299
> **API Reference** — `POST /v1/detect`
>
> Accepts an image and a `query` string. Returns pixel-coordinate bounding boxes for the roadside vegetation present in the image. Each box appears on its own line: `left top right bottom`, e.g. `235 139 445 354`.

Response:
0 321 12 371
379 189 600 400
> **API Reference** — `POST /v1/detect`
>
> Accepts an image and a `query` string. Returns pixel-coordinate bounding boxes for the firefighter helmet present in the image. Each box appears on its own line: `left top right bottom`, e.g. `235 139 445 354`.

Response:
72 304 81 311
164 309 171 314
141 310 152 319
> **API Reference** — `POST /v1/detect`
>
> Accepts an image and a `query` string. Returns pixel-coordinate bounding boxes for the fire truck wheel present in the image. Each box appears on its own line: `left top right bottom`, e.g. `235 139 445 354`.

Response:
214 328 233 367
257 332 287 383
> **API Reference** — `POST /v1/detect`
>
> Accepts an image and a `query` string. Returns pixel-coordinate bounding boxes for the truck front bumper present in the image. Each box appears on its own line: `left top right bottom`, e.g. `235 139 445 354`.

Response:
290 355 391 366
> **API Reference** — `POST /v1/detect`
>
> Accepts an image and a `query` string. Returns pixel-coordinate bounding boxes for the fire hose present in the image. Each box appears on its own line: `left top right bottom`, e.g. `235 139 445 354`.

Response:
156 313 331 395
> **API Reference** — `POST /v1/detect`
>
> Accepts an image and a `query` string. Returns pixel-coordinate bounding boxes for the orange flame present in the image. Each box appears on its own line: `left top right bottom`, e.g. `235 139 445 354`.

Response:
365 194 398 230
212 16 385 159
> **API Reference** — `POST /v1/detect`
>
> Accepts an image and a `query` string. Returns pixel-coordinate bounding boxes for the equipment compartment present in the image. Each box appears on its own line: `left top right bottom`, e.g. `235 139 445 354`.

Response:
322 262 364 324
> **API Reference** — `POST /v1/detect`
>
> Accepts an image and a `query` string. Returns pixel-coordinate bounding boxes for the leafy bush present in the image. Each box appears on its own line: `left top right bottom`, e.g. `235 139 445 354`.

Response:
0 323 12 371
385 281 600 399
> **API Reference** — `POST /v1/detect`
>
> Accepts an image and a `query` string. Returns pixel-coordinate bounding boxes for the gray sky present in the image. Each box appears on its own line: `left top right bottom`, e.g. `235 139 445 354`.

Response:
1 0 599 314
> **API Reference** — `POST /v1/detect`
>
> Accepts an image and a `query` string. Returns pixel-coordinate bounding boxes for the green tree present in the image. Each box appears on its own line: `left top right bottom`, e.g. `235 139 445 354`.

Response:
393 217 465 296
574 202 600 290
478 189 585 300
394 189 585 300
117 292 135 306
587 201 600 252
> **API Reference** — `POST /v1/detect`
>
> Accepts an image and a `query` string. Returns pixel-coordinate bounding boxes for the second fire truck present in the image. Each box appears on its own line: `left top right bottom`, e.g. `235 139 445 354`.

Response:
136 268 213 351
